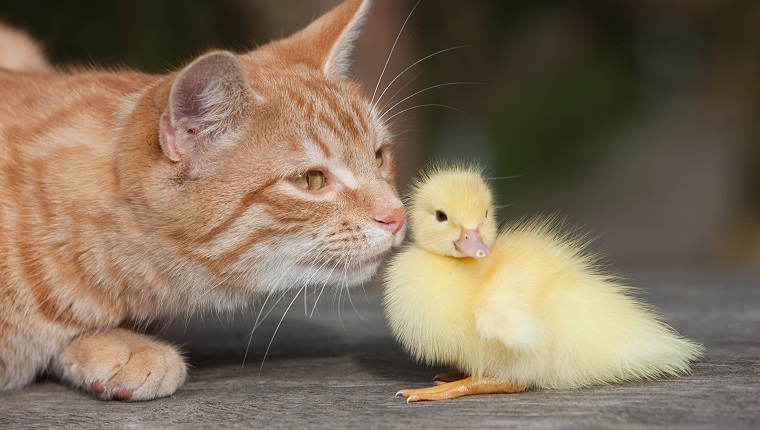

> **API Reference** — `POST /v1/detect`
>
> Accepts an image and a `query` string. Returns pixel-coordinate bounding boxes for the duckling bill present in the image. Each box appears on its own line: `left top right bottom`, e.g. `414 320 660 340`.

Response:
383 165 703 402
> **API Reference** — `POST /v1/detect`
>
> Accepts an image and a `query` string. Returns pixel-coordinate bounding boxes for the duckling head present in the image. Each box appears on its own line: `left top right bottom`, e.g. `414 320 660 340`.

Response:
408 166 497 259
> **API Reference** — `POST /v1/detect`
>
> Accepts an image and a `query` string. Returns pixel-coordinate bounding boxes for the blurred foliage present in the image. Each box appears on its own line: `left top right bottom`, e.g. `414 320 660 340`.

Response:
0 0 257 72
410 1 643 198
486 52 637 184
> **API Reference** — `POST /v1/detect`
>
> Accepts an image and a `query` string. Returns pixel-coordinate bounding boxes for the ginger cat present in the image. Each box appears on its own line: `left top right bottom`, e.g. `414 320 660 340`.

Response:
0 0 406 401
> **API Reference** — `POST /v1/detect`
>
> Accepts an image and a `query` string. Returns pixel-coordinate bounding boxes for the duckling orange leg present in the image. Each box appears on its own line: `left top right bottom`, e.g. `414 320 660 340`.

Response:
397 377 525 402
433 369 467 385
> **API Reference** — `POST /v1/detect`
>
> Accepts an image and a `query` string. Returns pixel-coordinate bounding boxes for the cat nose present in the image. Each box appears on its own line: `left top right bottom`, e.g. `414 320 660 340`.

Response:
375 206 406 236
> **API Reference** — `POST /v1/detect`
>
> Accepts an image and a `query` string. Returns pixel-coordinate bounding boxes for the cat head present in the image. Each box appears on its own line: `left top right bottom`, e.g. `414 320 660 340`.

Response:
122 0 405 295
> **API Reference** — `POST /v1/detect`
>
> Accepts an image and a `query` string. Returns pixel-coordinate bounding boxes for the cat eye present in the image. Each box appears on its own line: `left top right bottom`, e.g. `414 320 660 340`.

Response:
375 149 384 168
435 210 448 222
290 170 325 191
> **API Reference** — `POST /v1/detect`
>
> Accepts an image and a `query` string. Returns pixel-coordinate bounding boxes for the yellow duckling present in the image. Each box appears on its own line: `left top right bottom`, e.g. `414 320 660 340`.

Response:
383 165 703 402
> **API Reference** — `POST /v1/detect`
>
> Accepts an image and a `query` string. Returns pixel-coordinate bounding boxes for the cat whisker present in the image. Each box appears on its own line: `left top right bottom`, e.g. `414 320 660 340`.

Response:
241 289 277 370
335 253 358 330
250 289 287 336
300 250 333 317
253 240 324 321
345 285 366 322
309 280 329 319
251 283 284 333
252 245 328 335
259 256 335 374
340 252 352 290
258 283 307 375
376 67 426 120
362 282 371 305
242 241 324 369
371 0 421 106
487 175 525 181
251 275 304 336
380 82 484 120
310 257 342 318
303 281 308 317
386 103 466 123
334 287 344 330
244 289 298 369
196 237 324 312
372 44 476 113
189 265 241 308
295 242 332 318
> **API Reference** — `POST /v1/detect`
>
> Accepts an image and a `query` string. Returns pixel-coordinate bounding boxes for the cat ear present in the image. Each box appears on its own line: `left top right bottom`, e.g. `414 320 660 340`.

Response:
159 51 254 170
264 0 370 78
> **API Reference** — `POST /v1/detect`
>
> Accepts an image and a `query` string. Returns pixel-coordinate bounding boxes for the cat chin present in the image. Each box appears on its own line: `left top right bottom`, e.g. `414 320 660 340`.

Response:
342 259 384 287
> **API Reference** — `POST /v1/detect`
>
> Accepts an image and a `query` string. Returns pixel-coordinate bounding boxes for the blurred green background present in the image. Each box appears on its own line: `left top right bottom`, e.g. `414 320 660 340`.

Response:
1 0 758 268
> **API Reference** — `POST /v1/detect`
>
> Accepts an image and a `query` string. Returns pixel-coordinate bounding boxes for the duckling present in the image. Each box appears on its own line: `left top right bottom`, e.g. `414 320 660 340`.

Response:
383 165 703 402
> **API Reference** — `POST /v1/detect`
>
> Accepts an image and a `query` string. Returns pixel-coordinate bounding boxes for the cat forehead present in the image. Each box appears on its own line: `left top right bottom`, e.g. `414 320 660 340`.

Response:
256 68 364 107
254 68 387 135
235 65 392 184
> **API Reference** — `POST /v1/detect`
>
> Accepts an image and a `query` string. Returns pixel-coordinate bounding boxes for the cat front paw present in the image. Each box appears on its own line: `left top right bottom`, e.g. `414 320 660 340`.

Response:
56 329 187 401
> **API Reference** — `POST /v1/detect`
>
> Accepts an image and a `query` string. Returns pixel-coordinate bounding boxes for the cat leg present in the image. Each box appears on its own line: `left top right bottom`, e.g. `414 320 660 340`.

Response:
53 328 187 401
0 343 41 390
397 376 525 402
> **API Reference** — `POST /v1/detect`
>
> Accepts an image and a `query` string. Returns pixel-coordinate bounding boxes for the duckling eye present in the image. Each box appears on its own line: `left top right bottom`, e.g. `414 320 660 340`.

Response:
435 210 448 222
290 170 325 191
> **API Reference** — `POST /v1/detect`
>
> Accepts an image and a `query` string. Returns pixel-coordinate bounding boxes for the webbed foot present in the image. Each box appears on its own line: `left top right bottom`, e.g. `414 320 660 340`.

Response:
396 376 525 402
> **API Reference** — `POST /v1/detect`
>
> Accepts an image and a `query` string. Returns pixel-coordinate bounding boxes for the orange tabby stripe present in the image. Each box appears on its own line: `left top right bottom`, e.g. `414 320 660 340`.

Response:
317 111 348 141
333 102 363 139
351 99 370 135
207 223 305 268
195 180 276 244
0 132 67 326
175 193 309 270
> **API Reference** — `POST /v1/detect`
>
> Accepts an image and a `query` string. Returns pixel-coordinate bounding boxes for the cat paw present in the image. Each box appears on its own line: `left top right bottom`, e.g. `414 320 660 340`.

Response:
56 329 187 401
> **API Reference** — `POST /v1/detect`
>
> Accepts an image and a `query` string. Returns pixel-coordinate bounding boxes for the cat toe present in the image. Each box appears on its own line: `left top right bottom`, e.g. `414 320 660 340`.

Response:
115 388 133 401
105 346 186 401
90 380 105 394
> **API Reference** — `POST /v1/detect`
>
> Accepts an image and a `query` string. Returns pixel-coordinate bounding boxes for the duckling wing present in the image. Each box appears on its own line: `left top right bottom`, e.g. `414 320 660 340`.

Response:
473 272 544 352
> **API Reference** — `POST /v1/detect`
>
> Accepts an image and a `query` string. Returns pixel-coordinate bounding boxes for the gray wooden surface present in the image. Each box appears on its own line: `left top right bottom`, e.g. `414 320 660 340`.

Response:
1 269 758 429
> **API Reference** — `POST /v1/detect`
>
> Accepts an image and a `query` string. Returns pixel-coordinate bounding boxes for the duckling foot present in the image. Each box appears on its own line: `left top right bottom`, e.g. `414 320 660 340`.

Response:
396 376 525 402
